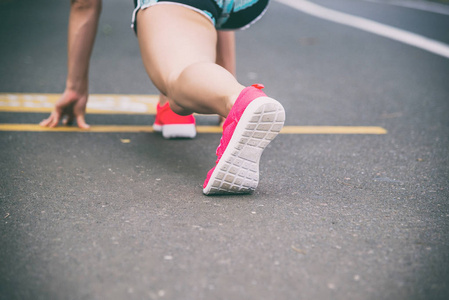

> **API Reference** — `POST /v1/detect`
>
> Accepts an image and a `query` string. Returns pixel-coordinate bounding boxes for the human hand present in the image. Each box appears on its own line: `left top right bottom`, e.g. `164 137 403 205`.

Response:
40 89 90 129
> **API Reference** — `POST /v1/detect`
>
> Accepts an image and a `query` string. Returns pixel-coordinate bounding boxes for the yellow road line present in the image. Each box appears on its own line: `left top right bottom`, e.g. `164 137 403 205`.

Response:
0 124 387 134
281 126 387 134
0 93 387 134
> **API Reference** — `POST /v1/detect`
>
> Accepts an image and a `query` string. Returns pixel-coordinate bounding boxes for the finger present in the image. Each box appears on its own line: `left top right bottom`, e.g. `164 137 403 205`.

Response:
49 111 62 128
40 112 58 127
76 115 90 129
39 116 52 127
73 99 89 129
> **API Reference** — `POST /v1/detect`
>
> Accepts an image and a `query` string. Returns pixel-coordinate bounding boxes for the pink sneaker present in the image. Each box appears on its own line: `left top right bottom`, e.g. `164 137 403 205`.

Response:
203 84 285 195
153 102 196 139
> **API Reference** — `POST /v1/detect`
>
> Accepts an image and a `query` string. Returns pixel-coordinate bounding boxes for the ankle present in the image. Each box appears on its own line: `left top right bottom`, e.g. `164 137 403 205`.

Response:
158 93 170 106
222 87 245 118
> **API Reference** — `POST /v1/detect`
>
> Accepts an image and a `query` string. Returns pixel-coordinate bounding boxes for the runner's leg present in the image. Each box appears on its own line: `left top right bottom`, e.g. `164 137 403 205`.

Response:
136 4 244 118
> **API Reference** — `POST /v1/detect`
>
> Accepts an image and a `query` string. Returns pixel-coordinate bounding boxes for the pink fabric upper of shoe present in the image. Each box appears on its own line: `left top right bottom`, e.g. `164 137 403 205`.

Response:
203 84 267 188
154 102 195 126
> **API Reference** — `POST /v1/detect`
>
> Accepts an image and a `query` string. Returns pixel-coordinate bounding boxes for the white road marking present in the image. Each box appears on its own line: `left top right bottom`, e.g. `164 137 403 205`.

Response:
275 0 449 59
363 0 449 16
0 93 159 114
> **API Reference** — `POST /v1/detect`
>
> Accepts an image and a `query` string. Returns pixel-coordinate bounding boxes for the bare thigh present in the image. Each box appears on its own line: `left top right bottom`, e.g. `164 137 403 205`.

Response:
136 4 217 96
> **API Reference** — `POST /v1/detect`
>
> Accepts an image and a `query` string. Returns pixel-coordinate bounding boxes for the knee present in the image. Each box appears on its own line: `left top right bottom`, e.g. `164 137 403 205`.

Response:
71 0 102 12
169 100 194 116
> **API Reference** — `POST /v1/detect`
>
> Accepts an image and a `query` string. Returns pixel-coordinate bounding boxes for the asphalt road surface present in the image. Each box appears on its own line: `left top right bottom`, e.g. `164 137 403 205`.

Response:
1 0 448 299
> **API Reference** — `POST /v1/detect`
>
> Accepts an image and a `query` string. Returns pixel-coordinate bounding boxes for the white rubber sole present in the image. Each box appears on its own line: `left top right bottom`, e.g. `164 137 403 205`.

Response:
203 97 285 195
153 123 197 139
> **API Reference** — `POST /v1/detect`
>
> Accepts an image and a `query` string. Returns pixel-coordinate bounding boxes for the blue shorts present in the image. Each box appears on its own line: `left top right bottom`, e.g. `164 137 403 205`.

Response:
132 0 270 32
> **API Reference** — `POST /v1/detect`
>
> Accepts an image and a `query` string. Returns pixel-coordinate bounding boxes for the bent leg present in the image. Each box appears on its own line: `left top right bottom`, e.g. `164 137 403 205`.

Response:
136 4 244 117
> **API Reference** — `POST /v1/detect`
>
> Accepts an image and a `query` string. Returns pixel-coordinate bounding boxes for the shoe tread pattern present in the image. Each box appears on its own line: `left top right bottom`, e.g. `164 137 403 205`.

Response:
206 99 285 195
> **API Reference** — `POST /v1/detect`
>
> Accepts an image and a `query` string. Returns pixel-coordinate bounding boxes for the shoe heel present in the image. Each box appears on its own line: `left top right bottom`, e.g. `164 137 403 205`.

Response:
162 124 197 139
